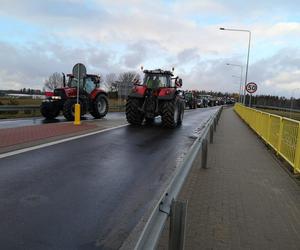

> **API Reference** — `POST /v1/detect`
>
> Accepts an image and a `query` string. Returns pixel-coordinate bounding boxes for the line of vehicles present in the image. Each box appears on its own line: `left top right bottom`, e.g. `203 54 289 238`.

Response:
182 91 235 109
40 64 235 128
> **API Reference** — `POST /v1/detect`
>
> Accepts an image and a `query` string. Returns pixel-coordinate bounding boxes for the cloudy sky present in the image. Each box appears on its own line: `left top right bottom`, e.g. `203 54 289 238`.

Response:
0 0 300 97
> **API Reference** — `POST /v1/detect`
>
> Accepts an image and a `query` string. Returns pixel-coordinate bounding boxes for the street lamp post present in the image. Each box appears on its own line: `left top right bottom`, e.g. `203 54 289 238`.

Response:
226 63 243 103
220 27 251 106
232 75 242 102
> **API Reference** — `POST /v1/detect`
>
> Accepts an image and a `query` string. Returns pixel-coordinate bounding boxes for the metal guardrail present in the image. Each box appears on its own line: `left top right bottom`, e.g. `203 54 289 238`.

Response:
0 105 40 111
133 106 223 250
0 105 126 112
254 105 300 113
235 103 300 174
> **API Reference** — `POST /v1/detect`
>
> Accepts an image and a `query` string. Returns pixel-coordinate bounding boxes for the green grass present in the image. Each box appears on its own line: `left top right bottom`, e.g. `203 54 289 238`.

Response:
257 108 300 121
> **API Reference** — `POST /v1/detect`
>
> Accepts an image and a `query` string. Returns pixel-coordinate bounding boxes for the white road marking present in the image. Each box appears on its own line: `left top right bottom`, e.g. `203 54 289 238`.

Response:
0 124 129 159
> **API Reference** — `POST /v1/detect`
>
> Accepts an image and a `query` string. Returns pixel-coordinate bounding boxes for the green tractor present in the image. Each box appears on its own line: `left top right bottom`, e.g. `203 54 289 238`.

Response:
184 91 197 109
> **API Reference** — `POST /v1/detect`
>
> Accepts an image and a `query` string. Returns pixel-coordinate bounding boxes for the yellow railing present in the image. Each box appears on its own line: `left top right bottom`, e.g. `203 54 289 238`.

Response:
234 103 300 174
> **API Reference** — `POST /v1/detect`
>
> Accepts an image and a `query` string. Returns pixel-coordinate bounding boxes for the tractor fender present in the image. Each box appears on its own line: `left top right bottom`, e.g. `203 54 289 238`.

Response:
157 88 176 100
90 89 107 100
128 85 147 98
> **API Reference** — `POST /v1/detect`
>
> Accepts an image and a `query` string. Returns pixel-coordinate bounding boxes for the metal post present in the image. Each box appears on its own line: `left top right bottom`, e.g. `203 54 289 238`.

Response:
219 28 251 106
209 126 213 143
169 200 187 250
77 68 80 104
244 31 251 106
249 94 252 107
201 138 208 169
214 118 217 132
239 66 243 103
226 64 243 103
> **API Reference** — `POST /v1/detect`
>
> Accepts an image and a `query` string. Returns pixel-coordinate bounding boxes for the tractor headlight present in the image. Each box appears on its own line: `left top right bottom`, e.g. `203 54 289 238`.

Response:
51 96 61 100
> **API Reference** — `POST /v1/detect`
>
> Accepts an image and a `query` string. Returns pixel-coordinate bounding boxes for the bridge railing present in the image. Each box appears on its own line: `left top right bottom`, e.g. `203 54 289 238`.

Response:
234 103 300 174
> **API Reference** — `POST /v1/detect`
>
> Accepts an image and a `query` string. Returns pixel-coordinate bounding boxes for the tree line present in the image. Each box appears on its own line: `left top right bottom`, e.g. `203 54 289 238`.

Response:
251 95 300 109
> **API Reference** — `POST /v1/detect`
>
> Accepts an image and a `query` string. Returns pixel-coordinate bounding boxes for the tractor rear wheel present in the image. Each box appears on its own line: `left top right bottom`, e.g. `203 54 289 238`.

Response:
91 94 109 119
161 99 181 128
40 103 60 119
126 97 144 125
177 101 184 125
63 99 77 121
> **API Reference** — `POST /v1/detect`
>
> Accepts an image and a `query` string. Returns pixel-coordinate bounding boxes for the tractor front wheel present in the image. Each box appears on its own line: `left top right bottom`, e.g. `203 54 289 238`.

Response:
40 102 60 119
126 97 144 125
63 99 78 121
91 94 109 119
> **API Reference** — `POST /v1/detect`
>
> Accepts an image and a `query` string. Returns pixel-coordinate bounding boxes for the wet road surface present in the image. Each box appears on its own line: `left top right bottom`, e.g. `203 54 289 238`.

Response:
0 112 125 129
0 107 219 249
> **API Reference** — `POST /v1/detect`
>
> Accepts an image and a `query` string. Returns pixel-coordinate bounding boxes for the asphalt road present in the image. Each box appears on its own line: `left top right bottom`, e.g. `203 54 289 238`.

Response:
0 107 219 250
0 112 125 129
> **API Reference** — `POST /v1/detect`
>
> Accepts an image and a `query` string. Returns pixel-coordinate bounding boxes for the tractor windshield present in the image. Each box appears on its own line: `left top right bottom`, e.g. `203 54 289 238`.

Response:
68 77 84 89
84 77 95 94
143 74 170 89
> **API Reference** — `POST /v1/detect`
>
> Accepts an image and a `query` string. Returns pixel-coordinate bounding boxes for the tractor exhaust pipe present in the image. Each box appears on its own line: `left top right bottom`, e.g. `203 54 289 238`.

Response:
62 72 66 87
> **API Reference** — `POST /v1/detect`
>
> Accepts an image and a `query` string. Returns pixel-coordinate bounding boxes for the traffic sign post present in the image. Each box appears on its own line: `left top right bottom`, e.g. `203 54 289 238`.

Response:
245 82 257 107
72 63 87 125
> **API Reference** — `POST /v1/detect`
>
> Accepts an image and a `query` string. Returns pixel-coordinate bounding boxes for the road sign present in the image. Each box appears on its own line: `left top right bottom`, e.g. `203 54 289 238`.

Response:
72 63 86 79
246 82 257 94
72 63 86 125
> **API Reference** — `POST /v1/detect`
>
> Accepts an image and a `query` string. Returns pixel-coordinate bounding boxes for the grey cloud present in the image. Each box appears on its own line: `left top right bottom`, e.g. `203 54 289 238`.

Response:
0 41 117 89
177 48 200 63
181 48 300 96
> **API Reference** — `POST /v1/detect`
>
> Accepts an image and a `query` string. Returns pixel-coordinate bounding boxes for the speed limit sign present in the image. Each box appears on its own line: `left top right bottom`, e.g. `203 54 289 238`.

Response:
246 82 257 94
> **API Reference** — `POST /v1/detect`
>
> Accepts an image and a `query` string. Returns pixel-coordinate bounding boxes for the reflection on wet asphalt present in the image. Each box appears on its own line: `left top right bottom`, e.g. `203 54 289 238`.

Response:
0 112 126 129
0 107 219 249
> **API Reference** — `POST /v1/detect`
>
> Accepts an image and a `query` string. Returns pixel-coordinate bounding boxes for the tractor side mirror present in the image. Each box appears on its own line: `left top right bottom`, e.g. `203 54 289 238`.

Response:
177 78 182 87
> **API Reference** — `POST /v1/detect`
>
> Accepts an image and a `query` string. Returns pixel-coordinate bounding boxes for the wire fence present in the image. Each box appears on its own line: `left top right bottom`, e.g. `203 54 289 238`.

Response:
234 103 300 174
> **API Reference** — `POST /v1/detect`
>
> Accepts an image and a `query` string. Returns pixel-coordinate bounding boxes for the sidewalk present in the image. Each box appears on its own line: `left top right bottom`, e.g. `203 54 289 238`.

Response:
0 118 127 154
158 107 300 249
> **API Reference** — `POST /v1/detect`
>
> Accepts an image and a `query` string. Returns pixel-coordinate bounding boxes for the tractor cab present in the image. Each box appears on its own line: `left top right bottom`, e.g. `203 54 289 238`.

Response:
66 74 100 94
142 69 174 89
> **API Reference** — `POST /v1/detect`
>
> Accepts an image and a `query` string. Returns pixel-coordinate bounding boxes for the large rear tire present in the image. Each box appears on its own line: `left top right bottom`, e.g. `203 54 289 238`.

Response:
177 101 184 125
126 97 144 125
40 103 60 119
161 99 180 128
91 94 109 119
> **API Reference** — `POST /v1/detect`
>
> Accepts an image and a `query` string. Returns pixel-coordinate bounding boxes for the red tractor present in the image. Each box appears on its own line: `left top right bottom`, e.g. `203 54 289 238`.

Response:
40 73 108 120
126 69 184 128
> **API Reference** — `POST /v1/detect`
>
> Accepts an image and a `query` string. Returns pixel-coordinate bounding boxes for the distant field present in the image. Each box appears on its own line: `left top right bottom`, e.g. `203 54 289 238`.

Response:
256 108 300 121
0 97 125 119
0 97 42 105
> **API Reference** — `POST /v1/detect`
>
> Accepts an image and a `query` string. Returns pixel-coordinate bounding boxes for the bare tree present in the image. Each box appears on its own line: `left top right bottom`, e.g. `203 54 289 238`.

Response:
117 71 141 99
105 73 118 91
44 72 63 91
118 71 137 83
